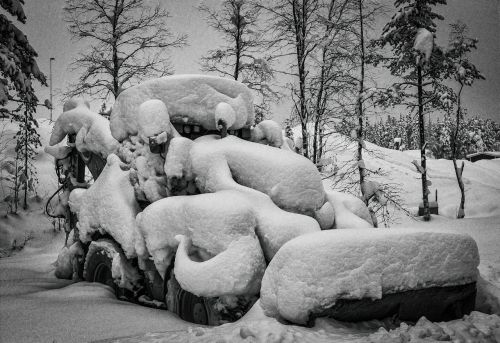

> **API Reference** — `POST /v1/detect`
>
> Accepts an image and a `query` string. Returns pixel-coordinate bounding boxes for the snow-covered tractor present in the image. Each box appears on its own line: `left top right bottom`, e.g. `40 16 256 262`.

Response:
46 75 479 326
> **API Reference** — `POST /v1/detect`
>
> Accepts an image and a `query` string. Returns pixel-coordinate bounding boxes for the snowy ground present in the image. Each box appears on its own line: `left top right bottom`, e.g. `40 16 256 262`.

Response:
1 119 499 342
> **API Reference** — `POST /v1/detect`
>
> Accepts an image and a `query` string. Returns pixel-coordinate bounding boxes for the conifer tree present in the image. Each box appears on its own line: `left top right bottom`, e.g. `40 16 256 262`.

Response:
1 0 47 211
373 0 447 221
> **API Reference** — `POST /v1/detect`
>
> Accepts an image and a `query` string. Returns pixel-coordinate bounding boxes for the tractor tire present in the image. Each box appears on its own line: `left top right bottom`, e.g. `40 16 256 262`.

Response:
164 265 214 325
84 239 120 295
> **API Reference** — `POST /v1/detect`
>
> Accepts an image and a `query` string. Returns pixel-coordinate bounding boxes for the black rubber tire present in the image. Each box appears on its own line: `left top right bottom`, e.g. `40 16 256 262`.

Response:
163 261 211 325
179 289 210 325
84 241 118 294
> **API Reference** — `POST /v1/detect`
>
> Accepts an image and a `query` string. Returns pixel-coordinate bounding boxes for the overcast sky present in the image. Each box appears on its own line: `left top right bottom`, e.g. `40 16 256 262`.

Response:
20 0 500 123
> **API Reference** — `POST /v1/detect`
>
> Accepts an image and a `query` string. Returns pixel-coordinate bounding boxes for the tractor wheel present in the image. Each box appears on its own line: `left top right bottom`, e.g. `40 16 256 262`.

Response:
164 266 213 325
84 240 120 294
179 290 210 325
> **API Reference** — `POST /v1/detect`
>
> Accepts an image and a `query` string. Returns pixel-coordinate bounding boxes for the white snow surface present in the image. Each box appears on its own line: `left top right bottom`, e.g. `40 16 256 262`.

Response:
135 190 265 280
135 99 174 141
326 191 373 229
2 120 500 342
324 133 500 219
54 241 84 279
413 28 434 64
110 75 254 141
250 120 284 148
174 234 265 297
69 154 141 258
260 229 479 324
186 135 326 216
49 98 119 158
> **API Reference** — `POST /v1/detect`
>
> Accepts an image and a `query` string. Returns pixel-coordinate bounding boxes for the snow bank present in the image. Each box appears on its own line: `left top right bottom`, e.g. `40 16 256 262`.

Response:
69 154 141 258
49 98 119 158
325 133 500 219
368 311 500 342
110 75 254 141
261 229 479 324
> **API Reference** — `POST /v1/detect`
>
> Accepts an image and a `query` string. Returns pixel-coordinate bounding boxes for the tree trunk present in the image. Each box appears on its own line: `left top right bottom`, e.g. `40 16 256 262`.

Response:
417 65 430 221
233 3 242 81
452 83 465 218
357 0 366 205
453 159 465 218
23 108 28 210
292 0 309 158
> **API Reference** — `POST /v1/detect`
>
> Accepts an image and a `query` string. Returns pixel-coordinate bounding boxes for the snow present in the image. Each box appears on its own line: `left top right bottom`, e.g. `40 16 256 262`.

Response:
49 98 119 158
69 154 141 258
214 102 236 129
250 120 284 148
54 241 84 279
260 229 479 324
118 135 169 203
326 191 373 229
369 312 500 342
136 99 174 141
187 135 326 216
2 118 500 342
413 28 434 64
174 234 265 297
44 145 72 160
136 190 265 281
163 137 195 194
0 242 191 343
84 240 142 290
110 75 255 141
325 133 500 219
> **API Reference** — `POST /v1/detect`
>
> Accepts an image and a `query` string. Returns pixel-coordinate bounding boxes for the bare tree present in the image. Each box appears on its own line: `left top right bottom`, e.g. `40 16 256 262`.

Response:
307 0 357 165
260 0 322 158
444 21 484 218
64 0 187 101
199 0 278 121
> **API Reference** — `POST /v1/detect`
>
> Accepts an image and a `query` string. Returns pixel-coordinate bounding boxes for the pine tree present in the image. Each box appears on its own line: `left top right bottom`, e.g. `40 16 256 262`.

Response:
373 0 447 221
1 0 47 211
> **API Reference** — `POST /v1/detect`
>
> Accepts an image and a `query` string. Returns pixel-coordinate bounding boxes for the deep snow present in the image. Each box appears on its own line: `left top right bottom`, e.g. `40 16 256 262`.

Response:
1 118 500 342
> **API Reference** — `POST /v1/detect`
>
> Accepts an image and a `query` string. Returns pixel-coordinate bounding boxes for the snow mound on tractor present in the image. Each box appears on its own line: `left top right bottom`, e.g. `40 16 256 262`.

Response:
69 154 141 258
174 234 265 297
49 98 119 158
136 190 264 278
186 135 326 216
260 229 479 324
110 75 254 141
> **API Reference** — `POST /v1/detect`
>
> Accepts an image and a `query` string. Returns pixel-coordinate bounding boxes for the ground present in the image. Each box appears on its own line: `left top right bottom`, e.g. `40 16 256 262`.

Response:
0 119 499 342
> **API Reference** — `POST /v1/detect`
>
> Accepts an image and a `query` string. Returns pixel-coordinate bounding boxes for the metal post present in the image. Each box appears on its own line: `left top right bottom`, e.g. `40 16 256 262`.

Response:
49 57 55 121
